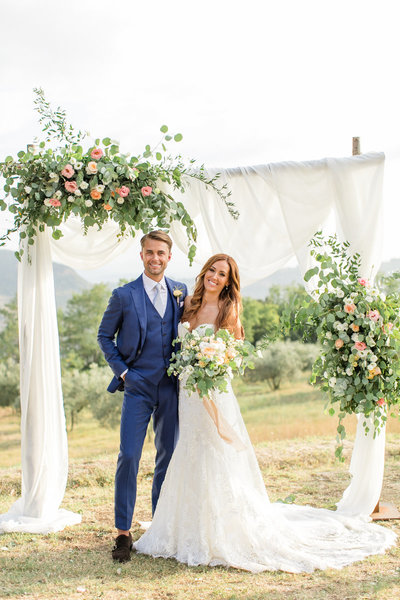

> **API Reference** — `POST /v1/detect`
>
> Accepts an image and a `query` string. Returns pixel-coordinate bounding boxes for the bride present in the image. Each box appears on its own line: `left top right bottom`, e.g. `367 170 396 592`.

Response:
134 254 396 573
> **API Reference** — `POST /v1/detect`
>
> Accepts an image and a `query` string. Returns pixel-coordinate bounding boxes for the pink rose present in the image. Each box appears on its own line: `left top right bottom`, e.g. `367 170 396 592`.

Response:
344 303 356 314
118 185 130 197
49 198 61 207
90 148 104 160
367 310 380 322
357 278 369 287
354 341 367 351
335 339 344 349
377 398 386 407
141 186 152 197
65 181 78 193
61 164 75 178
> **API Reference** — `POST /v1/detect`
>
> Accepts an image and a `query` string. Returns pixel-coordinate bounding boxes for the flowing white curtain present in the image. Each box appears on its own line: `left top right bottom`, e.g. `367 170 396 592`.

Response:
0 151 385 534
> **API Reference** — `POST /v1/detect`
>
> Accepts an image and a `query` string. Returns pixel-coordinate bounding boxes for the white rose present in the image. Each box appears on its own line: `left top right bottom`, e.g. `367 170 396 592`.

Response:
182 322 191 330
75 161 83 169
346 367 353 376
329 377 337 387
117 197 125 204
325 331 332 340
70 157 77 165
54 190 62 199
351 333 359 342
24 186 32 194
67 195 75 203
85 200 93 207
80 181 89 190
336 289 344 298
44 198 52 207
86 161 98 175
95 185 105 193
74 189 82 196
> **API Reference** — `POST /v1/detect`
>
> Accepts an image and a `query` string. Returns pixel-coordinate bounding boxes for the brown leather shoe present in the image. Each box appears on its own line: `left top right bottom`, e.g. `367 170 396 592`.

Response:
112 532 133 562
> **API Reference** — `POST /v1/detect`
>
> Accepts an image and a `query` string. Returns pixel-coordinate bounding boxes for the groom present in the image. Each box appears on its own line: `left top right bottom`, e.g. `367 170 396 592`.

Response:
98 230 187 562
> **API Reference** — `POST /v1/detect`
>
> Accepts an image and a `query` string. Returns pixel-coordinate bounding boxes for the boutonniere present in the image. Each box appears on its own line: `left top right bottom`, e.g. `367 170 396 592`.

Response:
172 286 184 305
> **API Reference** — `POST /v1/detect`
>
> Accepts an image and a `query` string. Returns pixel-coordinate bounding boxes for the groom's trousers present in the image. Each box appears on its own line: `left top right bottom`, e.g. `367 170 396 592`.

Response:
114 371 178 531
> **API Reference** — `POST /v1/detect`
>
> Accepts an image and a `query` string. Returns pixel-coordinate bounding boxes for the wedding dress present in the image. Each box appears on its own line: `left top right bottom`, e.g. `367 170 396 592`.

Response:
134 324 396 573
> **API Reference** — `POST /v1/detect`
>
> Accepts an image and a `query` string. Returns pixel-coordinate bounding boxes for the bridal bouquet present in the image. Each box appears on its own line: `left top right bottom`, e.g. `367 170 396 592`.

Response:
168 323 261 397
288 233 400 460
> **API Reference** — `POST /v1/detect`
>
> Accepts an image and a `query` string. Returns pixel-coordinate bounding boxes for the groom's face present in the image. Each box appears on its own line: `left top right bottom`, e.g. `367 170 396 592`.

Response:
140 239 172 280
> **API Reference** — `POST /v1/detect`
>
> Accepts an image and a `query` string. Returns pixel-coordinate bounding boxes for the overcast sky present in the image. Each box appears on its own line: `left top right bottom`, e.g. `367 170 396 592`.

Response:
1 0 399 281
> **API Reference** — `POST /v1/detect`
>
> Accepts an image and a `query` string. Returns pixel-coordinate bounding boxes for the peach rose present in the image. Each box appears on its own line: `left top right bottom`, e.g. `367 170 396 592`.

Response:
367 310 380 322
141 186 152 197
49 198 61 207
377 398 386 407
335 339 344 349
344 303 356 314
90 148 104 160
90 189 102 200
354 341 366 351
103 204 112 211
86 161 98 175
65 181 78 193
61 164 75 178
350 324 360 332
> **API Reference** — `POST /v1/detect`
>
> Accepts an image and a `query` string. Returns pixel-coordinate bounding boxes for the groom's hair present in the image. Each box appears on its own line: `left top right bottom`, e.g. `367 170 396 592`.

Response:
140 230 173 251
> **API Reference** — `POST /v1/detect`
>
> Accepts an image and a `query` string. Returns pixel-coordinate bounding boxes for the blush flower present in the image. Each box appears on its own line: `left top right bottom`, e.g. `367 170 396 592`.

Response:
90 148 104 160
335 339 344 349
344 303 356 314
357 278 369 287
118 186 130 197
350 323 360 332
354 341 367 351
141 186 152 197
65 181 78 193
61 164 75 178
377 398 386 407
90 189 102 200
49 198 61 207
367 310 380 322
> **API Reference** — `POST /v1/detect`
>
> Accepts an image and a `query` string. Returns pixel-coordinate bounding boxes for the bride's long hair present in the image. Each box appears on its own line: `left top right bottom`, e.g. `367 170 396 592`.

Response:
182 253 243 334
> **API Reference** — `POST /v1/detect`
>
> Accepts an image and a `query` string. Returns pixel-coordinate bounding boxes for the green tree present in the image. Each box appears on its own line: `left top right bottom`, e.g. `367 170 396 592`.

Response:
241 297 280 344
0 297 19 361
0 358 20 409
266 284 317 342
248 340 304 390
59 283 111 370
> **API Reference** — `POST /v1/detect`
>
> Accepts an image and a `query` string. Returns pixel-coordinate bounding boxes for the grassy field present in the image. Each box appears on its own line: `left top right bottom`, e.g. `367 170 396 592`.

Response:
0 376 399 600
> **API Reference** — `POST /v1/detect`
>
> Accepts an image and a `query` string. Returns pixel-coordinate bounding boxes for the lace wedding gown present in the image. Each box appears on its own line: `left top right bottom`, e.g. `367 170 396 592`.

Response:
134 324 396 573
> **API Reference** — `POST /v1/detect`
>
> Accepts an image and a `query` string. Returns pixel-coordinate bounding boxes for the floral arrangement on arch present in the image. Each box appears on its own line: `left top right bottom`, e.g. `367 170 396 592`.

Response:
0 89 236 263
287 233 400 460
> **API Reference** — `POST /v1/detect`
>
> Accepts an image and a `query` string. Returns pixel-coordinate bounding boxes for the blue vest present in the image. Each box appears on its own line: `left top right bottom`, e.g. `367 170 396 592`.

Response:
133 290 175 383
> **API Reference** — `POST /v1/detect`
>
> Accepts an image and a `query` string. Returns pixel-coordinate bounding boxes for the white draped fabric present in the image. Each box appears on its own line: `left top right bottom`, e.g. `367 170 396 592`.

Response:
0 151 386 534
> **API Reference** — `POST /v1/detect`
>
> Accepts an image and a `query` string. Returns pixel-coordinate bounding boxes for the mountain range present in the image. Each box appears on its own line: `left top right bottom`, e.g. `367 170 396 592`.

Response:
1 249 399 309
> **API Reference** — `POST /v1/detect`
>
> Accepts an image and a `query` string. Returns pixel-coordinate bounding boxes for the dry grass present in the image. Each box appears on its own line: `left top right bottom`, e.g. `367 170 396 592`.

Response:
1 378 399 600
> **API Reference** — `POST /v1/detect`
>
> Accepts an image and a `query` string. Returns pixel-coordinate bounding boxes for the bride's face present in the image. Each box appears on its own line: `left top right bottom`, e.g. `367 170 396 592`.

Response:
203 260 230 295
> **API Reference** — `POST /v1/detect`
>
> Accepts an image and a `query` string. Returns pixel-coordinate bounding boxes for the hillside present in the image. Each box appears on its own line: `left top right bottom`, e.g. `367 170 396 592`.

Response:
0 249 91 309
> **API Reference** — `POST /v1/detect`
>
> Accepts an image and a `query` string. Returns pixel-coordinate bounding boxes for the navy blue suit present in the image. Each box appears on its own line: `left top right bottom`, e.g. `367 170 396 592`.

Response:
98 274 187 529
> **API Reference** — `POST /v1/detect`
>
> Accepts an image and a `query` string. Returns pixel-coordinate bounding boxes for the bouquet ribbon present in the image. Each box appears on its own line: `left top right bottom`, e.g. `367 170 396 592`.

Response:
202 393 246 452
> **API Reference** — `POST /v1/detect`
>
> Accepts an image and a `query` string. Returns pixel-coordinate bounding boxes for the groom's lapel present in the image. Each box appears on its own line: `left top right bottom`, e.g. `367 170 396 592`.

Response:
166 277 179 336
130 275 147 348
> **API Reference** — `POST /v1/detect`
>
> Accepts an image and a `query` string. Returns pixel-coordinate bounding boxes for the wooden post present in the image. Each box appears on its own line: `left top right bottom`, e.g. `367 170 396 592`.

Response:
352 137 361 156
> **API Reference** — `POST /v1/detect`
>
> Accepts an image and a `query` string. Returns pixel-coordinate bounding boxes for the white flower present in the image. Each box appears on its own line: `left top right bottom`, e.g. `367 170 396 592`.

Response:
325 331 332 340
154 187 161 195
67 195 75 203
80 181 89 190
74 189 82 196
117 197 124 204
75 161 83 169
70 157 77 165
346 367 353 376
336 289 345 298
95 184 105 193
44 198 52 207
49 172 59 182
85 199 93 207
54 190 62 199
351 333 359 342
24 186 32 194
181 322 191 330
329 377 337 387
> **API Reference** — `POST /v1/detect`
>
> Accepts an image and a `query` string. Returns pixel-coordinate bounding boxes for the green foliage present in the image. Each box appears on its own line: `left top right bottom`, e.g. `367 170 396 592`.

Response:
0 297 19 362
0 89 236 265
0 358 20 409
268 284 317 342
58 283 111 371
287 232 400 459
241 297 280 344
62 364 120 431
248 341 304 390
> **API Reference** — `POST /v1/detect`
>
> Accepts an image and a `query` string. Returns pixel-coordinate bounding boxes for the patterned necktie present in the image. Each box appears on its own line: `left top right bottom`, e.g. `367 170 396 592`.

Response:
152 282 164 316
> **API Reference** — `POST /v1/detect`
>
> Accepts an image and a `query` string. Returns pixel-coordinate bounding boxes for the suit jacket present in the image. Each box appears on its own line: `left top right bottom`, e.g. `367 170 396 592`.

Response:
98 274 187 392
